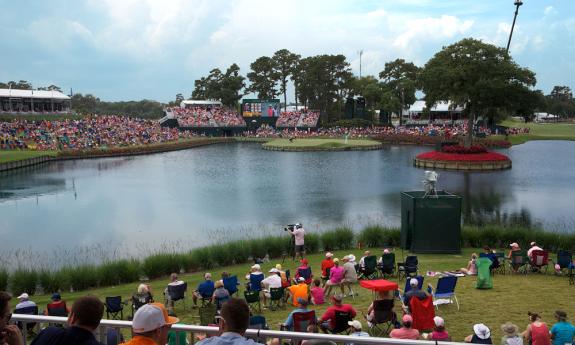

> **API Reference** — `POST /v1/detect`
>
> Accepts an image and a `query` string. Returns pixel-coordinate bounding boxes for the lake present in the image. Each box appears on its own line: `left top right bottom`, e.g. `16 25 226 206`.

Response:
1 140 573 264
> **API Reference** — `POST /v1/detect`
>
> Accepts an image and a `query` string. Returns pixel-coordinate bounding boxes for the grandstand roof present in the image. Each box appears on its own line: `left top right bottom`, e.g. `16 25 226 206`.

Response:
0 89 71 100
180 100 222 107
408 100 463 113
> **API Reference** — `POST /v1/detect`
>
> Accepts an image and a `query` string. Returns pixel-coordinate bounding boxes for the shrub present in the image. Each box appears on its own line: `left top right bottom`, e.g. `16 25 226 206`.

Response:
261 236 285 259
320 231 337 251
304 233 320 254
191 247 214 270
98 259 141 286
10 269 37 295
249 239 267 259
62 265 98 291
321 228 355 251
38 270 66 294
0 269 8 291
442 145 487 154
142 254 182 279
210 243 237 267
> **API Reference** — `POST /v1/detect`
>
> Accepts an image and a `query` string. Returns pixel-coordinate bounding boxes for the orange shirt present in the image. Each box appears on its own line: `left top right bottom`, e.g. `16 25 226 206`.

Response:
121 335 159 345
287 283 308 306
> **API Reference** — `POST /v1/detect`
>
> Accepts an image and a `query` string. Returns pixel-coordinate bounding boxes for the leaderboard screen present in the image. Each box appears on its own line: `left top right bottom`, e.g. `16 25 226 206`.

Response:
242 99 280 117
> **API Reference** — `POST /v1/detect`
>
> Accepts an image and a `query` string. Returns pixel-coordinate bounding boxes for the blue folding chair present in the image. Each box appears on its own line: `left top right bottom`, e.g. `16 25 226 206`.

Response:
430 276 459 310
248 273 264 292
555 250 573 273
248 315 268 343
397 275 424 301
296 267 312 284
223 275 239 296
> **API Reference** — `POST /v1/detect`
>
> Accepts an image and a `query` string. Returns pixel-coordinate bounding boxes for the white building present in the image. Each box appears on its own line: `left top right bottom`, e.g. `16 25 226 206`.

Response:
0 89 71 113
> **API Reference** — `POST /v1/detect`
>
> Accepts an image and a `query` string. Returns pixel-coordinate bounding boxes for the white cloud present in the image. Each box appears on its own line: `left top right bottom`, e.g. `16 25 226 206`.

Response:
543 6 555 16
393 15 474 51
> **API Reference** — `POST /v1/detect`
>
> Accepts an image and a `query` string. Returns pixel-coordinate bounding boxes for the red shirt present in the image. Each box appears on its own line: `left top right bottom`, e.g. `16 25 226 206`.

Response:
319 304 357 330
321 259 335 277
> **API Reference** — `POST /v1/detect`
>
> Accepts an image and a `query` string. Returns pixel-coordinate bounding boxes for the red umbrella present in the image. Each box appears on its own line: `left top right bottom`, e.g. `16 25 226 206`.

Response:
359 279 398 292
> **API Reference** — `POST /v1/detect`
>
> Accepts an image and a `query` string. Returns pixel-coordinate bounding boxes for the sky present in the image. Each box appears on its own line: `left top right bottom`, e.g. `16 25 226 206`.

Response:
0 0 574 103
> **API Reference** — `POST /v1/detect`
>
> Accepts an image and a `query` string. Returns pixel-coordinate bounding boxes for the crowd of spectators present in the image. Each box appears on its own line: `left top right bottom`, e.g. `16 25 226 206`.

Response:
211 108 246 127
171 107 214 127
276 111 320 128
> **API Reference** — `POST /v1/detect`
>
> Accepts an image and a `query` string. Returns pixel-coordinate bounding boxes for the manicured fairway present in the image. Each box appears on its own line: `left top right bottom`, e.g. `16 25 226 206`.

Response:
0 150 57 163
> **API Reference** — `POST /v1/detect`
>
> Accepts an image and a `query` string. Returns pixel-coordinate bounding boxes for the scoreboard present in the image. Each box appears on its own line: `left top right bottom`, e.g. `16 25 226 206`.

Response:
242 99 280 117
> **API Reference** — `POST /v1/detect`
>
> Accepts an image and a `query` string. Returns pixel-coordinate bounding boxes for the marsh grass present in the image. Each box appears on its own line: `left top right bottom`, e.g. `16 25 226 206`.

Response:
0 269 8 291
10 269 37 295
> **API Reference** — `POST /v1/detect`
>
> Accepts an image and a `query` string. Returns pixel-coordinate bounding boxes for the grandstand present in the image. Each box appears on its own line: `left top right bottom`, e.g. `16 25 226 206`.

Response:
276 110 320 128
0 89 71 114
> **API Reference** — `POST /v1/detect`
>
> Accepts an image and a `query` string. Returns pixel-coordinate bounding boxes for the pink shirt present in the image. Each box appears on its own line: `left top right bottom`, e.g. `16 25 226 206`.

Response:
293 228 305 246
390 328 420 340
329 266 344 284
310 287 325 305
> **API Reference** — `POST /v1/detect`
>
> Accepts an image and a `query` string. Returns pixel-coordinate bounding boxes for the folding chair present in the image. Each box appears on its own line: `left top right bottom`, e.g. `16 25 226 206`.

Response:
167 282 188 311
397 275 424 302
248 274 264 292
296 267 313 285
131 293 153 317
198 304 217 326
379 253 395 277
330 311 352 334
529 250 549 273
47 302 68 317
269 287 285 311
291 310 317 345
214 294 230 311
398 256 418 280
360 256 379 280
510 250 529 274
368 299 396 337
554 250 572 274
14 305 38 335
248 315 268 343
105 296 125 320
409 296 435 331
244 290 261 314
429 276 459 310
223 275 239 296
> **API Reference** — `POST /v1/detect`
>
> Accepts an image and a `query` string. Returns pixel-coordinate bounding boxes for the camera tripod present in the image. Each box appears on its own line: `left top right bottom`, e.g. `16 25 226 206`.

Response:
281 235 296 264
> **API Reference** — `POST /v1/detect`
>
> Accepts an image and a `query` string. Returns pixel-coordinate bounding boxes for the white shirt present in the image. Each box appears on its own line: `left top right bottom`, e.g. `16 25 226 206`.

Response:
292 228 305 246
16 300 36 310
527 246 543 258
261 274 282 288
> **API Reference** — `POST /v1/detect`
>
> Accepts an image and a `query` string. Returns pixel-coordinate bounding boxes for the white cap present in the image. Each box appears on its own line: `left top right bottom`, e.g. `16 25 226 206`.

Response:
325 252 333 258
251 264 261 270
298 277 305 282
434 316 445 327
269 268 279 273
348 320 362 330
530 242 536 246
132 303 178 333
17 293 29 300
409 278 419 286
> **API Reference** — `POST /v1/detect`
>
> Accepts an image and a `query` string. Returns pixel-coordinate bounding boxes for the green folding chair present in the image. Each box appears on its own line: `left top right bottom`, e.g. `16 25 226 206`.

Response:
244 290 261 314
269 288 285 311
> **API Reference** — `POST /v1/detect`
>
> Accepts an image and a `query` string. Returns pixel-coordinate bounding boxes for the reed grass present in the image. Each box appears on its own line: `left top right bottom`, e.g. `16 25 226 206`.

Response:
10 269 37 295
0 269 8 291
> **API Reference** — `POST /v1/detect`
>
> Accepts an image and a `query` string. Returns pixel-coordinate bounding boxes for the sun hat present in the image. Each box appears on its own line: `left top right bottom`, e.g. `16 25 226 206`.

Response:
501 322 519 336
409 278 419 286
51 293 61 301
347 254 356 262
132 303 179 333
325 252 333 258
473 324 491 339
17 293 29 300
434 316 445 327
269 268 279 273
348 320 362 330
402 314 413 323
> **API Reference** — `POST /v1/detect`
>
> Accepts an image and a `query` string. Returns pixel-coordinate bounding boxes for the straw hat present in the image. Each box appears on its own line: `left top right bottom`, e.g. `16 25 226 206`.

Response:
501 322 519 337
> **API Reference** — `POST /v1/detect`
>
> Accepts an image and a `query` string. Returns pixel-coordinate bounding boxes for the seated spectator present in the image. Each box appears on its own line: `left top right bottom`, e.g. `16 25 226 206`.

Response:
121 303 178 345
282 298 315 331
324 258 344 297
261 268 282 308
461 253 478 275
550 310 575 345
320 253 335 287
133 284 154 311
193 273 215 307
15 293 36 310
246 264 264 291
44 293 70 316
318 294 356 334
501 322 523 345
287 278 308 307
310 279 325 305
527 242 543 259
366 290 395 327
507 243 521 259
274 264 290 288
341 255 358 297
1 291 24 345
295 259 312 284
402 278 429 308
390 314 419 340
465 323 493 344
358 251 370 274
522 312 550 345
165 273 185 310
31 296 105 345
346 320 369 344
196 298 263 345
212 280 230 311
426 316 451 341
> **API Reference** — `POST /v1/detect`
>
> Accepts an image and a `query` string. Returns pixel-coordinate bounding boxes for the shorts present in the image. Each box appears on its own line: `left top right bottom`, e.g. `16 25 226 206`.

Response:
295 245 305 253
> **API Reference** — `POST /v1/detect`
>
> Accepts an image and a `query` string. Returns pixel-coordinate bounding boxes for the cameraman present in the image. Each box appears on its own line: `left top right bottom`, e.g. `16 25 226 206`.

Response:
288 223 306 260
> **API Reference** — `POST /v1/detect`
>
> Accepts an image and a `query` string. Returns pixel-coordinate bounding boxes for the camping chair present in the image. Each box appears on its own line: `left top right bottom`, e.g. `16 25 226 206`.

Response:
105 296 125 320
361 256 379 280
131 293 153 317
397 275 424 301
475 257 493 289
244 290 261 314
554 250 572 274
223 275 239 296
247 315 268 343
529 250 549 273
248 274 264 292
494 252 507 275
510 250 529 274
409 296 435 331
106 328 124 345
47 302 68 317
398 255 418 280
293 310 317 332
379 253 396 277
296 267 313 285
14 305 38 335
429 276 459 310
214 294 230 311
330 311 352 334
368 299 396 336
167 282 188 311
198 304 217 326
269 287 285 311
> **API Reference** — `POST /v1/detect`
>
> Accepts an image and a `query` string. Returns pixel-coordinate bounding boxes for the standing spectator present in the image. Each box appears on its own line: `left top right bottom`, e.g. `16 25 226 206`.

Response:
196 298 263 345
390 314 419 340
341 255 358 297
310 279 325 305
522 312 550 345
121 303 178 345
15 293 36 310
550 311 575 345
465 324 493 344
286 278 308 307
288 224 306 260
31 296 104 345
318 294 356 334
320 253 335 287
1 291 24 345
193 273 215 307
501 322 523 345
346 320 369 345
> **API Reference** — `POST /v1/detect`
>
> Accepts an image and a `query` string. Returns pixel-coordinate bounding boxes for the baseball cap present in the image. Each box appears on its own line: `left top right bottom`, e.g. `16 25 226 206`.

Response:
402 314 413 323
51 293 61 301
132 303 179 333
348 320 362 330
298 277 306 282
409 278 419 286
269 268 279 273
17 293 29 300
325 252 333 258
434 316 445 327
251 264 261 270
509 242 519 248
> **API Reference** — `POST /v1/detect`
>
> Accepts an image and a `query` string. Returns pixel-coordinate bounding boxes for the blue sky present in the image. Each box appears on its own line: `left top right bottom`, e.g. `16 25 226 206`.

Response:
0 0 573 103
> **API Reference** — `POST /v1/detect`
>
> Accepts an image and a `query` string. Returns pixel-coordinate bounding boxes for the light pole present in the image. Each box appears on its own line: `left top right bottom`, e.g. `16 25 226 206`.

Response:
358 50 363 79
506 0 523 55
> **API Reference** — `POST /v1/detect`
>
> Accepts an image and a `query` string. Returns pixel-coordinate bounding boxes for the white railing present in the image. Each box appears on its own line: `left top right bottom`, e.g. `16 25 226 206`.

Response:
12 314 464 345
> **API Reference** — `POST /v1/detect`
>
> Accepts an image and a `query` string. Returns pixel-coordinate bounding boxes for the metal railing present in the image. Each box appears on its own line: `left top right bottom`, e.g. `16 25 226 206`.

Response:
12 314 464 345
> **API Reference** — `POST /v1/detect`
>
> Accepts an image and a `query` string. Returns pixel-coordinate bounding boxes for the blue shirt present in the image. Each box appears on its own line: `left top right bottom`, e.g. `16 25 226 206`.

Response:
198 280 215 298
551 321 575 345
196 332 264 345
284 308 311 330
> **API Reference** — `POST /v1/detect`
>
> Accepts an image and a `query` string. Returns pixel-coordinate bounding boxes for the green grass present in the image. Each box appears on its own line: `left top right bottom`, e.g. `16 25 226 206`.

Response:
263 138 382 149
0 150 57 163
498 119 575 144
23 248 574 342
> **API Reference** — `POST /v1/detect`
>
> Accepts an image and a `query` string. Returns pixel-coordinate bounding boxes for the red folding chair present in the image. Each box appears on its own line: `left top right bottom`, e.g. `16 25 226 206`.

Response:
530 250 549 273
409 296 435 331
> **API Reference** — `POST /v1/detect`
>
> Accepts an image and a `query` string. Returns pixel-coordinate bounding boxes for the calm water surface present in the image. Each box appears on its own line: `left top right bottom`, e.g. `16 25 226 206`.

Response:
1 141 574 261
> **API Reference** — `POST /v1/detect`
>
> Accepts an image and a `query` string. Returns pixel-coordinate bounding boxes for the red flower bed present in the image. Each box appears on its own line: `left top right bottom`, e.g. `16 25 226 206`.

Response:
442 145 487 154
416 151 510 162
